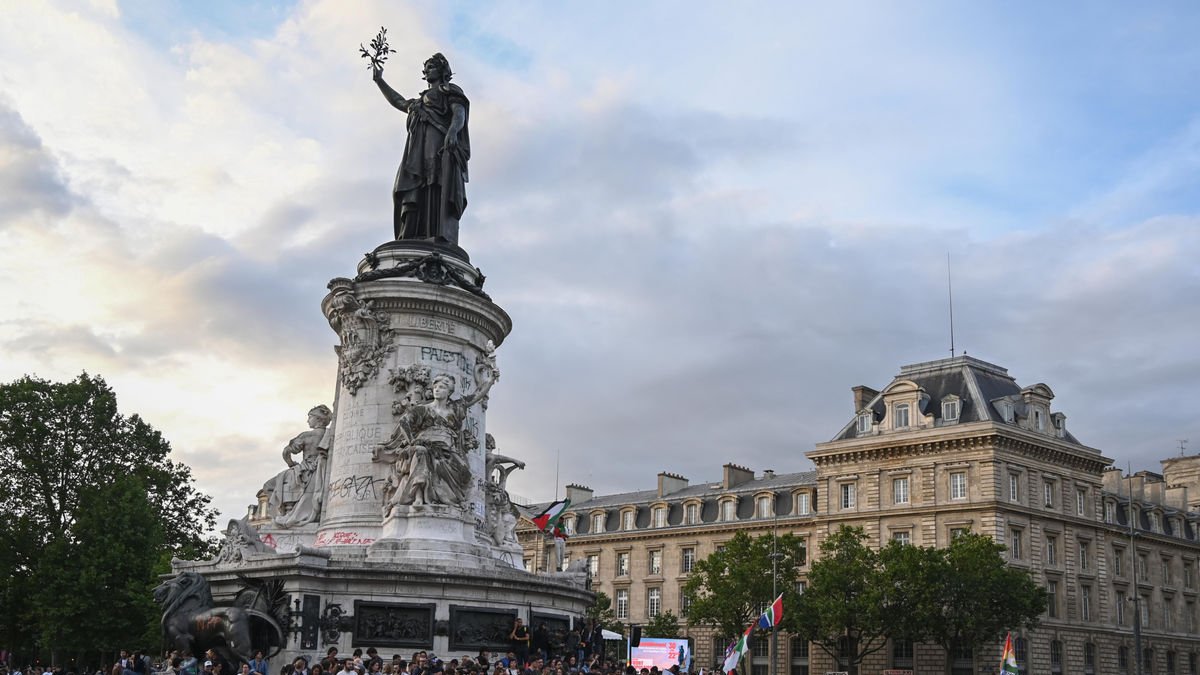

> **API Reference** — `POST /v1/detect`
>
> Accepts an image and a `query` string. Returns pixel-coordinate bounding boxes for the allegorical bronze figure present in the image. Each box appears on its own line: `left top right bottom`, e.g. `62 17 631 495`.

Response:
364 30 470 245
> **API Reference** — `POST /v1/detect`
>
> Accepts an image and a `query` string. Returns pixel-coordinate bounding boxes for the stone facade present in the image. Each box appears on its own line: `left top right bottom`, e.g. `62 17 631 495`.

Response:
521 355 1200 675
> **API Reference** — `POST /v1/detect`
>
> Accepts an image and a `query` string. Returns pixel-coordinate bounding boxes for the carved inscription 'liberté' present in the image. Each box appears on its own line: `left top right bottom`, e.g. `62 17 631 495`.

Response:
407 316 457 335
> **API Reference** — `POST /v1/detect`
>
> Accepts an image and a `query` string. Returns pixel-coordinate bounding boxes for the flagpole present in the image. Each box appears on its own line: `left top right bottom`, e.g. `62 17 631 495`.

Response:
770 508 779 675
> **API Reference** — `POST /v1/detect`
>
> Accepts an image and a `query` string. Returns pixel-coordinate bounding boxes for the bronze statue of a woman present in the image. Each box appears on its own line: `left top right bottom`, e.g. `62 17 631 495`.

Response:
372 53 470 245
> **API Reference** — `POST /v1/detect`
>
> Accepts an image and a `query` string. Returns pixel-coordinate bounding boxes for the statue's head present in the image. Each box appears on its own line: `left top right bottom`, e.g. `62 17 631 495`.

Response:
308 404 333 428
486 433 496 451
423 53 453 83
431 373 456 399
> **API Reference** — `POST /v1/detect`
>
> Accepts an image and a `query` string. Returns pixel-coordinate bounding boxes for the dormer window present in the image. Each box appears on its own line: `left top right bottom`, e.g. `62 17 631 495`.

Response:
592 512 606 532
893 403 910 429
684 502 699 525
856 412 872 435
942 398 960 422
998 400 1014 423
721 499 737 522
652 506 667 528
1034 408 1045 431
622 510 635 531
756 495 772 518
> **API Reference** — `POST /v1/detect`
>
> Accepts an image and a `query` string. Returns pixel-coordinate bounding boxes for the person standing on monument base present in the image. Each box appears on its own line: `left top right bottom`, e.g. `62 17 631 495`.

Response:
372 53 470 244
509 618 530 667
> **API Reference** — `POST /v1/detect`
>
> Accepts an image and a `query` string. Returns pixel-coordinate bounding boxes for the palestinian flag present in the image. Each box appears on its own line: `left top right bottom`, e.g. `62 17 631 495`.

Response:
722 624 753 674
756 594 784 630
532 499 570 533
999 633 1020 674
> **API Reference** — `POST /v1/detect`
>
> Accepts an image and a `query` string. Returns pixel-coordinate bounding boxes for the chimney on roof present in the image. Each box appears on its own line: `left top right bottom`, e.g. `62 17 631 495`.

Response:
723 463 754 490
565 483 593 504
853 386 879 412
658 472 689 497
762 469 776 479
1166 485 1189 511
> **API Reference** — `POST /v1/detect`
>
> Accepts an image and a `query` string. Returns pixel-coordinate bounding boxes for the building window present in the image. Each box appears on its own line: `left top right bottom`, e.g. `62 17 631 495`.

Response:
1187 601 1196 632
1164 558 1174 586
648 550 662 575
892 639 914 670
1190 652 1197 675
892 531 911 546
1080 540 1090 571
1165 596 1174 630
1046 536 1058 565
1085 642 1096 675
791 635 810 675
840 483 856 509
1105 500 1115 524
796 492 810 515
680 587 691 614
1077 488 1087 516
1081 585 1092 621
1186 564 1194 589
950 472 967 500
1114 547 1125 576
523 558 531 571
1169 652 1177 675
653 507 667 528
617 552 630 576
685 503 699 524
1144 649 1154 675
1153 511 1162 532
950 527 968 539
1034 408 1046 431
856 412 872 434
1044 478 1056 507
592 513 606 533
752 636 770 659
893 477 909 505
1117 591 1126 625
615 589 629 619
1141 595 1150 627
1140 554 1149 580
942 399 960 421
563 516 576 535
1015 638 1028 671
1119 646 1129 673
682 547 696 573
587 554 599 576
1047 580 1058 618
1051 641 1063 674
622 510 635 531
893 403 910 428
1009 473 1020 502
647 587 662 618
798 540 807 565
756 495 772 518
1009 528 1023 560
722 500 737 522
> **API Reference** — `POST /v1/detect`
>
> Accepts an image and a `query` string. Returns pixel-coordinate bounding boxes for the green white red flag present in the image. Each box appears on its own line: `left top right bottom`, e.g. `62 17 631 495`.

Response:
722 624 753 674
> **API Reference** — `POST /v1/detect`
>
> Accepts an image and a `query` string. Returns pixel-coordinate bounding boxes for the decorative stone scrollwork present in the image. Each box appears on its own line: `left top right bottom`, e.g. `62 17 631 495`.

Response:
328 279 397 395
355 251 490 300
214 518 276 564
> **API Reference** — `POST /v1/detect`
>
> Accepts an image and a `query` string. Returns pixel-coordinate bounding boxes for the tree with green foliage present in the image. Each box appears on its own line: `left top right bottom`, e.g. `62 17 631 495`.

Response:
586 590 624 634
0 373 218 665
683 531 806 643
792 526 893 675
925 533 1047 675
643 611 681 639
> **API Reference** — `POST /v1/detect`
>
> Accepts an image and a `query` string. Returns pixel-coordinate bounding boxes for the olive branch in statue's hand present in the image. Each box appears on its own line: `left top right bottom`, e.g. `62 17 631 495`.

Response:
360 26 395 75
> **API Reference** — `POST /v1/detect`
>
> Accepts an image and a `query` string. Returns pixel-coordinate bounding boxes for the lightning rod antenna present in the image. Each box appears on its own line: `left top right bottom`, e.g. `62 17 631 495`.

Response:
947 252 956 357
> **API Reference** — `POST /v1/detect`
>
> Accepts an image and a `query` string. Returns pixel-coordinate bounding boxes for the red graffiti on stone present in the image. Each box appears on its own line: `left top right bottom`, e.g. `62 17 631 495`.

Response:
314 531 376 546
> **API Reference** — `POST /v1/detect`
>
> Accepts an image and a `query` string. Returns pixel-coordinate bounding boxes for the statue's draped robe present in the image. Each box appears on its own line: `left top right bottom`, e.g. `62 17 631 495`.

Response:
379 400 472 511
384 82 470 242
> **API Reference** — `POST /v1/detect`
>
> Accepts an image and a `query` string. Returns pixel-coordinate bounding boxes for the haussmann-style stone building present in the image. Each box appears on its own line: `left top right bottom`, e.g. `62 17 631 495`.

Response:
519 355 1200 675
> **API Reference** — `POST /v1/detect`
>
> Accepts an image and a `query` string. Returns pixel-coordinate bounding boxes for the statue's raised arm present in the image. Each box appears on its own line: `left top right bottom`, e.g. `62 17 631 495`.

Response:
461 340 499 408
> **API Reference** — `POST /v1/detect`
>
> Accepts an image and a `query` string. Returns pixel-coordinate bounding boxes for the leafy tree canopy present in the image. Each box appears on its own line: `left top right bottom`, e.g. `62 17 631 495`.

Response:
683 531 806 640
643 611 681 639
0 373 219 660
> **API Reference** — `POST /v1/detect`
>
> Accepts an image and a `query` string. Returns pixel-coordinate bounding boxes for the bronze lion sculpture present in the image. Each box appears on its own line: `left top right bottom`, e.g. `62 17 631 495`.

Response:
154 572 283 665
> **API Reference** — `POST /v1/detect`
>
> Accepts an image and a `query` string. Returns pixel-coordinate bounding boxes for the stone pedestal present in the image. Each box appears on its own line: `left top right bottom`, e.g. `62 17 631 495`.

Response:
314 241 511 550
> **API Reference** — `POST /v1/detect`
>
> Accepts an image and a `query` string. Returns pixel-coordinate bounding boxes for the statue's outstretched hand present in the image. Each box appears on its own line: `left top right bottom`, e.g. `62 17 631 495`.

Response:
372 65 383 82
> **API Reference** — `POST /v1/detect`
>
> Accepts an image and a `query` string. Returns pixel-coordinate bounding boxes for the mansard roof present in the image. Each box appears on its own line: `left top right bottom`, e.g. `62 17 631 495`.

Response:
832 355 1084 445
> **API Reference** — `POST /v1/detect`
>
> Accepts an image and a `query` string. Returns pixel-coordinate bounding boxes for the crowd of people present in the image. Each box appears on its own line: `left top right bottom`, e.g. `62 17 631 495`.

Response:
0 618 692 675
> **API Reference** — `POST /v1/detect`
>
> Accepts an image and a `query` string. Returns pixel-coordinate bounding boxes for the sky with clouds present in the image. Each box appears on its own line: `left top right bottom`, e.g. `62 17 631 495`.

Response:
2 0 1199 524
